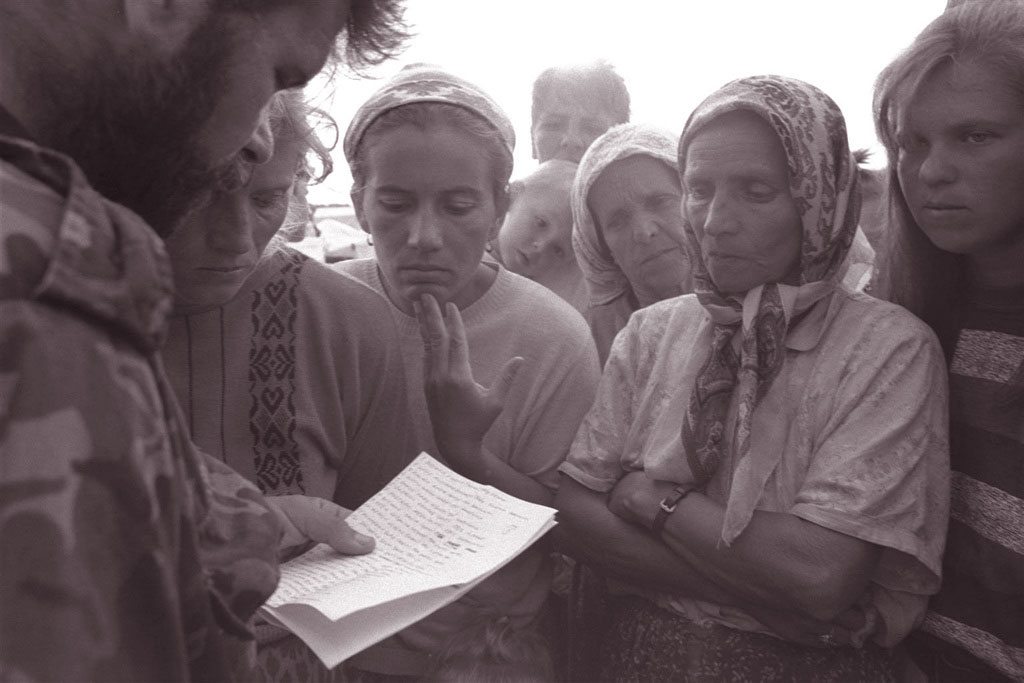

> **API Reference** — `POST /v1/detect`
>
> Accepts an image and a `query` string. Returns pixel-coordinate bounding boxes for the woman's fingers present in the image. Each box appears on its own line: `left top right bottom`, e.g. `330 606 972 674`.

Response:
487 355 523 405
444 301 473 382
413 296 523 452
415 293 449 379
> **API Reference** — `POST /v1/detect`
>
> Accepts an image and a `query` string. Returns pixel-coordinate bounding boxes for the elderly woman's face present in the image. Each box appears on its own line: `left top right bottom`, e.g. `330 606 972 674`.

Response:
356 123 503 315
588 155 690 306
165 133 304 313
683 111 802 295
896 59 1024 261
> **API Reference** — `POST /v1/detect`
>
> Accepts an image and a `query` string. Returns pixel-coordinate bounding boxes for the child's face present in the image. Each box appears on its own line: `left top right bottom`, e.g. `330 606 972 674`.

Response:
498 183 576 281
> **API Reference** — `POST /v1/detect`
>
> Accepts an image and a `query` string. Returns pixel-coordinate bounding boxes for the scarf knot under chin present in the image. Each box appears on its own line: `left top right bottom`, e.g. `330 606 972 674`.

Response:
683 280 837 544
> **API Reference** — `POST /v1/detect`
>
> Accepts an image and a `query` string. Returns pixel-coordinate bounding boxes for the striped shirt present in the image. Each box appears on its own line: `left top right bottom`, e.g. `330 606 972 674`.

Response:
922 284 1024 680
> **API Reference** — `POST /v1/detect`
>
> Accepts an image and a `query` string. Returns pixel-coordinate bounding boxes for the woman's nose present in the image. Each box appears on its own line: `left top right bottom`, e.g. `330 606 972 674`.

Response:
408 212 443 250
702 196 739 237
632 215 660 243
917 144 956 186
207 197 254 255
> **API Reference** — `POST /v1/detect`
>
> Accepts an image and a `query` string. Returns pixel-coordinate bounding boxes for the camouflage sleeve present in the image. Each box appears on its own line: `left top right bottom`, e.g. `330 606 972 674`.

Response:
0 304 202 680
0 306 285 681
193 447 283 633
156 364 282 631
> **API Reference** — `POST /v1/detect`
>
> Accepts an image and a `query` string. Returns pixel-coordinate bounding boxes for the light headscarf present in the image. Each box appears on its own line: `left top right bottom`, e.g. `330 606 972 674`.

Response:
343 63 515 169
677 75 860 544
571 122 682 307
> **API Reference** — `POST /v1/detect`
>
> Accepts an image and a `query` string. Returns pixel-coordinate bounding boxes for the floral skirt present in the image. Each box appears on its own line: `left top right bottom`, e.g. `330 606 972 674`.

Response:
595 596 897 683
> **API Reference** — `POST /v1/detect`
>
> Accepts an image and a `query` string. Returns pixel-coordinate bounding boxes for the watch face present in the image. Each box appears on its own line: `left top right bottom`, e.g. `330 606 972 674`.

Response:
663 485 696 511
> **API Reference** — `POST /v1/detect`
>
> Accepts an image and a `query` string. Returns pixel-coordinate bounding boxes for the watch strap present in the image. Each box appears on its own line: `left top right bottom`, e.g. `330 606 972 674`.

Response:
651 484 697 537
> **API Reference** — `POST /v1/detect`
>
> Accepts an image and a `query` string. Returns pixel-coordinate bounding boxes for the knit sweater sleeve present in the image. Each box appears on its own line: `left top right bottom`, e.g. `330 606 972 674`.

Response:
291 256 418 509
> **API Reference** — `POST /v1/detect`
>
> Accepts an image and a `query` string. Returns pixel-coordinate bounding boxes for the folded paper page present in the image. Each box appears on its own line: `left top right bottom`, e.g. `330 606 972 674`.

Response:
260 452 557 669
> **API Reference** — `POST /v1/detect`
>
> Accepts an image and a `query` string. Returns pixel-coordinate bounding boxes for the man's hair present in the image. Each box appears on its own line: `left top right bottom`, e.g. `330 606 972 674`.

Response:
214 0 410 74
213 89 336 194
872 0 1024 360
530 59 630 130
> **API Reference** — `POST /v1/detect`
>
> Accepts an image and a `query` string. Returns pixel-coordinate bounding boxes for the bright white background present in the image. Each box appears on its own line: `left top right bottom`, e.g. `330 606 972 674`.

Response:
307 0 947 205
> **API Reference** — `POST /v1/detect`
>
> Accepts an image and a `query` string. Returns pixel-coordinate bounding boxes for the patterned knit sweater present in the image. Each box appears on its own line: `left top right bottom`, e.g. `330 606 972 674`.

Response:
163 246 418 509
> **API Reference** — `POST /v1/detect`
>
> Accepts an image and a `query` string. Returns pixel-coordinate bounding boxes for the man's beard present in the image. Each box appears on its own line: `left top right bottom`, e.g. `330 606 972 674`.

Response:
32 16 238 238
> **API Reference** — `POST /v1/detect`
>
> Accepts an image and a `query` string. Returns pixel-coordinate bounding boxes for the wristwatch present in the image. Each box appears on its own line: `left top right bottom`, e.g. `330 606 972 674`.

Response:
651 484 697 537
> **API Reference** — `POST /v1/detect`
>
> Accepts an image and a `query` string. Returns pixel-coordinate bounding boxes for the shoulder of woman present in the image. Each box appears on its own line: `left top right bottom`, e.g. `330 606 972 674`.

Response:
497 269 595 336
630 293 703 329
829 289 944 355
611 294 706 360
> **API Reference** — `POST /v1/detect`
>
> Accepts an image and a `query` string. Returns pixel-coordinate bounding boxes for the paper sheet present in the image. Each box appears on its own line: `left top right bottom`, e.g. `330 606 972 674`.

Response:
260 452 557 668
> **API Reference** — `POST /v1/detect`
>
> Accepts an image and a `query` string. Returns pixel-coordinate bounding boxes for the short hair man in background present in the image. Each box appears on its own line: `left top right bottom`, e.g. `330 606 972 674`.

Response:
530 59 630 164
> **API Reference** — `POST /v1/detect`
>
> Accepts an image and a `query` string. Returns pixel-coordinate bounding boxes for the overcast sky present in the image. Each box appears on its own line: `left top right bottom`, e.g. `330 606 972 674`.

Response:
307 0 947 205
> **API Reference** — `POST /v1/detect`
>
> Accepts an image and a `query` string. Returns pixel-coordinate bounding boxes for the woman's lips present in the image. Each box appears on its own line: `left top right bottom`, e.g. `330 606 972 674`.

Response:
400 265 450 281
639 247 682 266
919 203 969 221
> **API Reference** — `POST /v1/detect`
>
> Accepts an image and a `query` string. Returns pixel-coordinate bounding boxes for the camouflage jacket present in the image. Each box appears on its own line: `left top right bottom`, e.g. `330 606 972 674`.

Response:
0 126 281 682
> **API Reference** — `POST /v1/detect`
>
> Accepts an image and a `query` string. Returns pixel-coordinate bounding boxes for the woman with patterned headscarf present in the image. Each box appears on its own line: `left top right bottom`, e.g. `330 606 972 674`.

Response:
554 75 951 680
572 122 693 366
333 64 600 681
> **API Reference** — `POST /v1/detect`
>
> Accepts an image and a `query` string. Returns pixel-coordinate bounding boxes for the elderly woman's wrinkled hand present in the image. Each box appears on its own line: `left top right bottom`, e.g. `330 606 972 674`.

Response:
608 471 677 530
414 293 523 460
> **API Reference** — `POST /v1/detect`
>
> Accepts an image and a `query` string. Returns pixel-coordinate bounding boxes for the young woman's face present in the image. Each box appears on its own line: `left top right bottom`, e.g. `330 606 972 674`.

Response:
356 124 504 315
682 111 803 296
896 59 1024 262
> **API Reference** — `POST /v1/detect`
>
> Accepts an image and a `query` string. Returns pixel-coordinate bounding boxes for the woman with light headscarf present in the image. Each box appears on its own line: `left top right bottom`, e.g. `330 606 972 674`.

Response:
571 123 693 366
555 75 950 680
334 64 600 681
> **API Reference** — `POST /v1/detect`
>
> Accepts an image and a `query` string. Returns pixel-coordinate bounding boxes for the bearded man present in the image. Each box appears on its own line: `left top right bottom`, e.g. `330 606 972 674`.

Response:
0 1 406 680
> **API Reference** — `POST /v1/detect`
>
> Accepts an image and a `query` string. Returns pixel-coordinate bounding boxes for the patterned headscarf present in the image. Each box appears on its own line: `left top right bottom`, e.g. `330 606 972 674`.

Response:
676 75 860 544
571 122 682 306
342 63 515 168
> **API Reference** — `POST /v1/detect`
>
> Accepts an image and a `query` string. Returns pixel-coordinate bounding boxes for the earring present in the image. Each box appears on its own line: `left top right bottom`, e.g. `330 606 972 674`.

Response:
366 234 373 246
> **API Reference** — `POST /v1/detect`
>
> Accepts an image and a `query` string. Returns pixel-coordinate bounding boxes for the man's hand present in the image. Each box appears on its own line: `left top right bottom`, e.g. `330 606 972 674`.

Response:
266 495 374 559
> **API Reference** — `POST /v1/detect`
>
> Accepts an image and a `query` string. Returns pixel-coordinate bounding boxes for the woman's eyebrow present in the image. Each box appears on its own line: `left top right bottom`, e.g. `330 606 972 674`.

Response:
442 187 484 197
